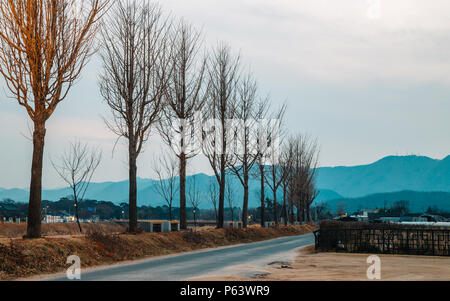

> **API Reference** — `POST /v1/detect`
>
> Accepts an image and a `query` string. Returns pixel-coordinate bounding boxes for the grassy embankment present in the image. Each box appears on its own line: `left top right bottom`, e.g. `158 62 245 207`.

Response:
0 223 316 280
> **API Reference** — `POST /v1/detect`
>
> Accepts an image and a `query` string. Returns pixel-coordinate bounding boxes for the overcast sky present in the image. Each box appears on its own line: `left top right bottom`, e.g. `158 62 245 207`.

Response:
1 0 450 189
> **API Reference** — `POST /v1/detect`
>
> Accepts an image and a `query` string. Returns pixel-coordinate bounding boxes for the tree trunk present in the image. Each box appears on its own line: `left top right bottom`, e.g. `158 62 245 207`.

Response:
216 151 226 228
169 203 172 221
306 203 311 222
26 120 46 239
259 166 265 227
73 187 82 233
213 204 218 221
301 202 307 223
290 200 295 224
242 184 249 228
282 188 288 226
128 145 138 233
273 189 278 226
179 154 187 229
75 202 82 233
218 163 225 228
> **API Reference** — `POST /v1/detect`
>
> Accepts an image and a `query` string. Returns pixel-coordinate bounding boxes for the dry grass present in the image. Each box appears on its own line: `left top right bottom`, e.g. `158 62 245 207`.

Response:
0 222 126 239
0 224 316 280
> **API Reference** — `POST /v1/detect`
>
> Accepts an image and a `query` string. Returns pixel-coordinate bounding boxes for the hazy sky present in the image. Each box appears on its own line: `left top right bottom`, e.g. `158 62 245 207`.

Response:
1 0 450 189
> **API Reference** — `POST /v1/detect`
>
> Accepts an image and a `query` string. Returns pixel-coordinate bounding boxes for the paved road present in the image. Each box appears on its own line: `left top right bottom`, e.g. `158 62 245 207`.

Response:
51 233 314 281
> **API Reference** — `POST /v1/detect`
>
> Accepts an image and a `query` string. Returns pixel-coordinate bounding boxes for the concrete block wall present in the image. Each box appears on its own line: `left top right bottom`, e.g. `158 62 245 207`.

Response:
161 221 171 232
138 221 153 233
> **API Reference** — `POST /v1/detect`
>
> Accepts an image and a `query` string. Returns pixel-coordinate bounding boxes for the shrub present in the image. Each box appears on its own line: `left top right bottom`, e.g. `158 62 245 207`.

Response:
182 230 205 245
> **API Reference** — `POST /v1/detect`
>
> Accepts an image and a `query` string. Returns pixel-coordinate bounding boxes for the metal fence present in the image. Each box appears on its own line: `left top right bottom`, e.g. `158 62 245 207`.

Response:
315 221 450 256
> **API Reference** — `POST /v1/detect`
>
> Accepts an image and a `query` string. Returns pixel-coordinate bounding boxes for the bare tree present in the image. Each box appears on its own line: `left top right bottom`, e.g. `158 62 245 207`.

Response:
0 0 108 238
202 43 240 228
279 139 295 225
299 138 319 222
251 99 281 227
262 104 288 226
288 134 307 223
99 0 171 233
52 142 102 232
337 202 346 217
188 174 201 229
313 202 331 221
253 153 267 227
225 179 237 222
287 134 320 223
304 181 319 222
152 151 179 221
208 177 219 221
158 20 207 230
227 72 269 227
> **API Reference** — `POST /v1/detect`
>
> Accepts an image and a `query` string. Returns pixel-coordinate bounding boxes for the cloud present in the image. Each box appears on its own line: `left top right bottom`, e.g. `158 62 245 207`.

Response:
163 0 450 84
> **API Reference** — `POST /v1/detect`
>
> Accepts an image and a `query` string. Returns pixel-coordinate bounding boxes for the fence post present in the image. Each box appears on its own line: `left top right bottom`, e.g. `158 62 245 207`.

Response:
360 229 362 251
406 228 409 254
432 230 435 256
382 229 385 253
344 229 347 251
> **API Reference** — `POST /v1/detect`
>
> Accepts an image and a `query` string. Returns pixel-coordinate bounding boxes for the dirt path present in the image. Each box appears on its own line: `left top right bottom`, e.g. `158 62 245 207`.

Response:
191 246 450 281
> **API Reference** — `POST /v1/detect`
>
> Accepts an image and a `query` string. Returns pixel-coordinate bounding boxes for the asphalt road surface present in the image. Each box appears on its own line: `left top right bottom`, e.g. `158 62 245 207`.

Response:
50 233 314 281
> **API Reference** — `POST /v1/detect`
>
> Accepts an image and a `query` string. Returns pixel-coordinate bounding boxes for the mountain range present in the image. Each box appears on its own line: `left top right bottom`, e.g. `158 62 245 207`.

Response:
1 155 450 211
316 155 450 197
322 190 450 213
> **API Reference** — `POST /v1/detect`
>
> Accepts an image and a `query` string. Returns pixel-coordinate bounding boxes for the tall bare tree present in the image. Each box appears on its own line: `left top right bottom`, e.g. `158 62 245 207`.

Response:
251 98 282 227
225 179 237 222
52 141 102 232
0 0 108 238
208 177 219 221
262 104 288 225
99 0 171 233
279 139 295 225
227 72 269 227
304 181 319 222
188 174 201 229
158 20 207 230
152 151 179 221
287 134 320 223
202 43 240 228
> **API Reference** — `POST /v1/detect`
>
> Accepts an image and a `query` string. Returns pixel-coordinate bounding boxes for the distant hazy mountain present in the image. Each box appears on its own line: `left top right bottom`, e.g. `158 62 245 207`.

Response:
1 155 449 210
322 191 450 213
316 155 450 198
0 173 341 208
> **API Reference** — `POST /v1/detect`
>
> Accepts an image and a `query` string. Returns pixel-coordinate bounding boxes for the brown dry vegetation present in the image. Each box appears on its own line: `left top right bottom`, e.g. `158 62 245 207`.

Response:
0 224 316 280
0 222 126 239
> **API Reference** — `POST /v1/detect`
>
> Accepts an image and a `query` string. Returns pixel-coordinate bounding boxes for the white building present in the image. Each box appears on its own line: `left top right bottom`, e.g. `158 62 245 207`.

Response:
44 215 64 223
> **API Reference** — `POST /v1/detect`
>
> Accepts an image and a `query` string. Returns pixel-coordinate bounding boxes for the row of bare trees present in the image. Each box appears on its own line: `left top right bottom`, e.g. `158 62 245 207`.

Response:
282 135 320 225
99 1 286 230
0 0 320 238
